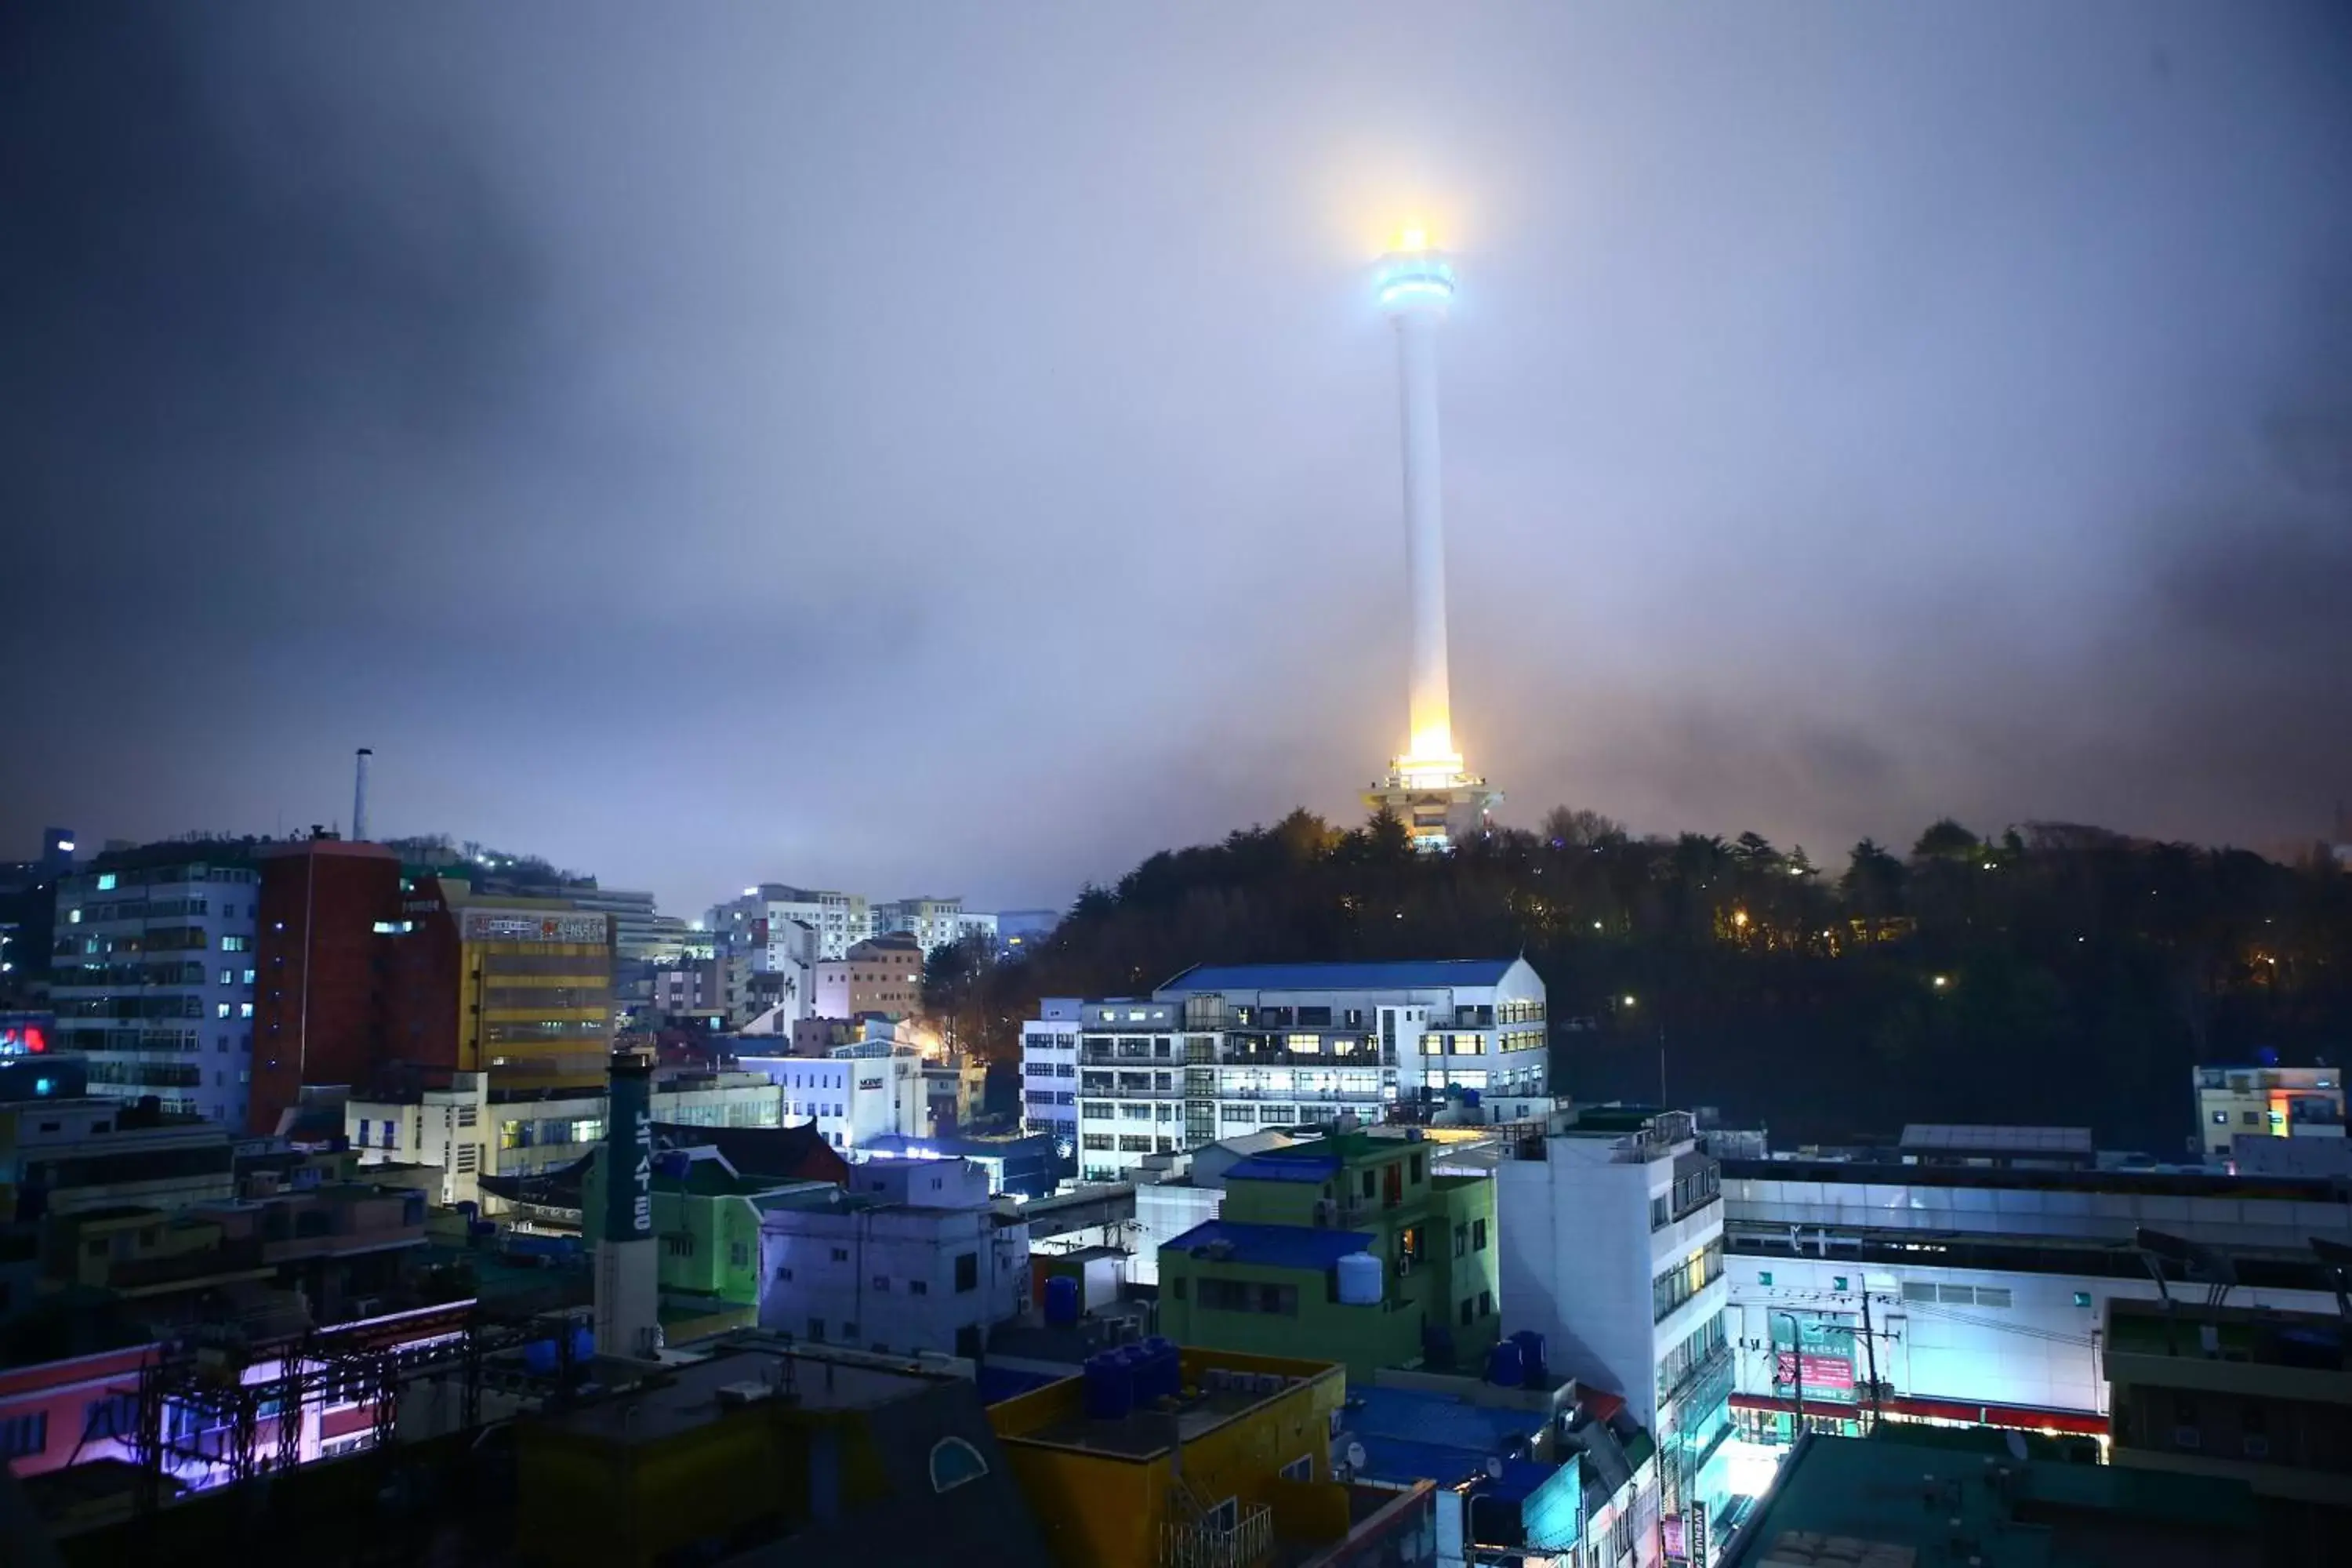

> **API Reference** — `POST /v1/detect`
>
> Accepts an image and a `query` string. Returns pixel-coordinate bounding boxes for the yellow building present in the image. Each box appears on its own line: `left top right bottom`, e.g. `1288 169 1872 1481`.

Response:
400 878 615 1091
989 1345 1353 1568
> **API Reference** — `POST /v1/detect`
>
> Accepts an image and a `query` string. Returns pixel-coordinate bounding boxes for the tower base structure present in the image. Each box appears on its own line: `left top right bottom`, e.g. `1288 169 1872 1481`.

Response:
1363 760 1502 853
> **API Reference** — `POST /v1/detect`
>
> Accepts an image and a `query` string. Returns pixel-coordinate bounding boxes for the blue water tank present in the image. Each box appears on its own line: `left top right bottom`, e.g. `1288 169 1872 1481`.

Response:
1044 1274 1081 1326
571 1326 594 1363
1140 1337 1181 1401
522 1338 557 1376
1512 1330 1549 1388
1462 1088 1483 1109
1486 1338 1525 1388
1083 1352 1134 1421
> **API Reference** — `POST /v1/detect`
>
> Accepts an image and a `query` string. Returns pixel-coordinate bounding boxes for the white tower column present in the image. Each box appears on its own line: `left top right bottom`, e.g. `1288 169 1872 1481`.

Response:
1395 307 1454 768
1363 227 1501 850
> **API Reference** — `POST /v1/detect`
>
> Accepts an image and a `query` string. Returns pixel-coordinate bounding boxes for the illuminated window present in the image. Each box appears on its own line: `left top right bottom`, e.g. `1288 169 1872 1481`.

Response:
97 874 117 891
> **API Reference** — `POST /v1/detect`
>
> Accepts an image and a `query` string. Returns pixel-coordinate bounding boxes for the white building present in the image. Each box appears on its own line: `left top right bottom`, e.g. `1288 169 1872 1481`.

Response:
873 896 999 955
50 850 260 1123
757 1154 1029 1359
737 1040 925 1152
2193 1063 2346 1160
347 1065 784 1209
1497 1109 1730 1528
1025 959 1547 1184
1018 997 1084 1151
1125 1130 1303 1285
1721 1152 2352 1446
708 884 873 963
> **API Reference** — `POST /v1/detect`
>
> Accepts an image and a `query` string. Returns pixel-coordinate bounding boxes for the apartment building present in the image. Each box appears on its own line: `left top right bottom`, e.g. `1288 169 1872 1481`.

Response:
49 844 261 1123
1025 959 1546 1184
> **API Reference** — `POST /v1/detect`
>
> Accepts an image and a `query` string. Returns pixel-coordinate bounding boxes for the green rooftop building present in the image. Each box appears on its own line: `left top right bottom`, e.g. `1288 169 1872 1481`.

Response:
1157 1131 1499 1378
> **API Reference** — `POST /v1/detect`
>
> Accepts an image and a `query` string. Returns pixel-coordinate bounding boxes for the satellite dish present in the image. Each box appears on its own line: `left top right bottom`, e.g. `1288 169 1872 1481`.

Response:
1345 1441 1367 1471
1484 1456 1506 1480
2004 1430 2028 1463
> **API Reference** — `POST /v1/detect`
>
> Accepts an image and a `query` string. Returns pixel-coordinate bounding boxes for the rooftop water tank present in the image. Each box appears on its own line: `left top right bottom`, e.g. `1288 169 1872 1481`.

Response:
1083 1351 1134 1421
1336 1251 1384 1307
1486 1338 1525 1388
1512 1329 1549 1388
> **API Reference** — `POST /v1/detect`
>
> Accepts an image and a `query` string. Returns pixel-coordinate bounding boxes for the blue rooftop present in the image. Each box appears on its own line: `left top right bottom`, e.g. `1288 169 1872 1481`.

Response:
1163 1220 1374 1271
1348 1386 1548 1454
1159 959 1522 994
1222 1154 1339 1184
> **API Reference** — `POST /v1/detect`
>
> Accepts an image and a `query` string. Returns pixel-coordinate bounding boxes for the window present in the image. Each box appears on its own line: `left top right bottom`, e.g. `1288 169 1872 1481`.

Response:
841 1321 858 1338
2242 1112 2262 1126
82 1393 136 1442
220 968 234 986
1206 1497 1240 1534
730 1242 750 1268
873 1276 891 1292
664 1235 695 1258
97 873 118 891
955 1251 978 1292
2211 1111 2229 1125
808 1318 826 1341
1410 1152 1425 1183
221 935 249 953
1279 1456 1312 1483
0 1410 48 1460
1460 1297 1474 1327
1472 1218 1487 1250
357 1120 371 1149
775 1266 794 1282
909 1279 928 1295
1171 1277 1188 1301
1362 1171 1377 1199
831 1247 850 1263
1453 1227 1467 1259
1479 1290 1493 1317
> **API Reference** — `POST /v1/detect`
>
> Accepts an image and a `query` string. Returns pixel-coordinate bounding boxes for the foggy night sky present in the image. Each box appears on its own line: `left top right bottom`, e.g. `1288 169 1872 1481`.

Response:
5 3 2350 917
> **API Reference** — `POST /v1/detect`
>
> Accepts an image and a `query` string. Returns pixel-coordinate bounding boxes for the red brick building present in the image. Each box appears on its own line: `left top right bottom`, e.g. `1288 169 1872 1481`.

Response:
249 841 401 1134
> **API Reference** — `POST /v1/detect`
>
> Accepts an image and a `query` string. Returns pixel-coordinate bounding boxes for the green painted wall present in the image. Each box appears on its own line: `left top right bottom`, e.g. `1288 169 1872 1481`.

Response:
1160 1135 1503 1378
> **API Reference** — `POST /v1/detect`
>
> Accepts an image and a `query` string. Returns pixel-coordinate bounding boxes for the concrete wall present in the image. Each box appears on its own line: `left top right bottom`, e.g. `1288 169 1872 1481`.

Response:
759 1203 1028 1356
1132 1184 1221 1286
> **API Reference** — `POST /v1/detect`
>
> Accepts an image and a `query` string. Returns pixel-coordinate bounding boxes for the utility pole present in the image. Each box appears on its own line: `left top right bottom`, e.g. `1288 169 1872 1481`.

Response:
1860 1288 1882 1434
1774 1310 1805 1445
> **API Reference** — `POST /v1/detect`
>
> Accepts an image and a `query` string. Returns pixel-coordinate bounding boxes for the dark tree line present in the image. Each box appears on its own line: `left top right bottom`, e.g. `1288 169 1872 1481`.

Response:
938 809 2352 1155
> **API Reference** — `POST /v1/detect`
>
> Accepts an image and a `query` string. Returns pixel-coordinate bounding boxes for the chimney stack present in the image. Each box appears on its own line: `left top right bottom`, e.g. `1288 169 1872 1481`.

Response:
351 748 373 843
594 1048 661 1361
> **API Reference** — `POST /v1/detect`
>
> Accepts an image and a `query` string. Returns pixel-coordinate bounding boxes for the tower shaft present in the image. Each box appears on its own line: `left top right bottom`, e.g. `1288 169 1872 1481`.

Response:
1396 310 1454 767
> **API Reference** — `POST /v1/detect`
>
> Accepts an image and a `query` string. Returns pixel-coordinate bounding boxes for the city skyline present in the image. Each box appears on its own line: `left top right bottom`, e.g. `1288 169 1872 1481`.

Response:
5 5 2350 916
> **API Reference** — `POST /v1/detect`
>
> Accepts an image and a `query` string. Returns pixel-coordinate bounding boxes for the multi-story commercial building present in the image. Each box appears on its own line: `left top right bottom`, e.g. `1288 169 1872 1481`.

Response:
1497 1107 1731 1534
1018 997 1083 1152
248 838 405 1134
1720 1152 2349 1453
0 1056 239 1220
736 1040 926 1151
813 933 925 1020
872 896 998 955
1030 959 1545 1184
2194 1063 2346 1160
1159 1129 1501 1379
757 1155 1029 1359
49 843 261 1123
380 876 615 1094
709 884 872 962
346 1064 784 1209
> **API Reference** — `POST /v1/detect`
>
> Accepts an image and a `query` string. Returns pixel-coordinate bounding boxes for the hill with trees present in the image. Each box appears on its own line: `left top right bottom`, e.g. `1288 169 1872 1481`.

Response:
927 808 2352 1155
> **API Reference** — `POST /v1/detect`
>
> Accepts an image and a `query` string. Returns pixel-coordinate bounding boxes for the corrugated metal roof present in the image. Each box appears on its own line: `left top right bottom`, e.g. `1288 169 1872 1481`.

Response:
1163 1219 1373 1270
1158 958 1522 994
